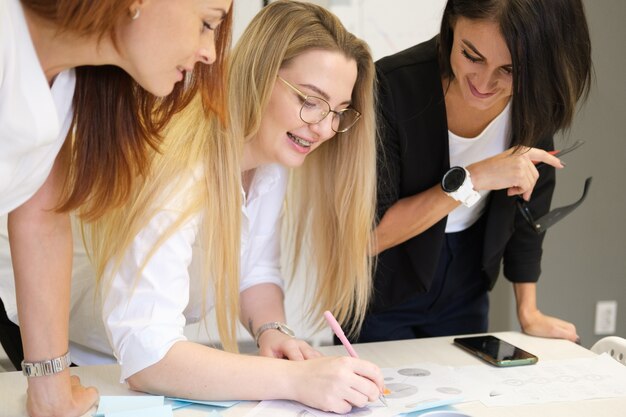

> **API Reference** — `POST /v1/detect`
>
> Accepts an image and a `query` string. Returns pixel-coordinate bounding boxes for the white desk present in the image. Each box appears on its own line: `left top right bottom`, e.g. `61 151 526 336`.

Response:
1 332 624 417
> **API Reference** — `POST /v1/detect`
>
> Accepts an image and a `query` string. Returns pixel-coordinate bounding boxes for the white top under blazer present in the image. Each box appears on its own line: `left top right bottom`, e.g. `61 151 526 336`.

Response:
445 102 511 233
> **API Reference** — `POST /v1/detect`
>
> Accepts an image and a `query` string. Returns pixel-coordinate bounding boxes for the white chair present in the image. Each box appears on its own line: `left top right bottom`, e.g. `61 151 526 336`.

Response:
591 336 626 366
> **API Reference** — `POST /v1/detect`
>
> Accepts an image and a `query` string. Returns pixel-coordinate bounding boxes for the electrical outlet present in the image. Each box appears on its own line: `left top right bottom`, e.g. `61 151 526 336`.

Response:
595 300 618 335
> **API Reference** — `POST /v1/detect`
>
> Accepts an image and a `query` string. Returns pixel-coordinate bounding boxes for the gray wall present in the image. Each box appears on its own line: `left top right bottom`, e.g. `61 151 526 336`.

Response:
489 0 626 349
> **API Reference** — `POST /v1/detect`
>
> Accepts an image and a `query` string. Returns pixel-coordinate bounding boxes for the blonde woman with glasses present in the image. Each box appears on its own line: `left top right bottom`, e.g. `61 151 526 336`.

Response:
3 1 383 413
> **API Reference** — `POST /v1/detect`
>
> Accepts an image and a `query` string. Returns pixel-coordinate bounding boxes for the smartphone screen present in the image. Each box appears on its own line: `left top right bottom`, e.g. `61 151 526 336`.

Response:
453 335 538 367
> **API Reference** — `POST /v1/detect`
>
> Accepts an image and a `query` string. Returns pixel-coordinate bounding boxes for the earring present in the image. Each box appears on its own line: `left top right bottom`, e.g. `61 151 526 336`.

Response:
131 8 140 20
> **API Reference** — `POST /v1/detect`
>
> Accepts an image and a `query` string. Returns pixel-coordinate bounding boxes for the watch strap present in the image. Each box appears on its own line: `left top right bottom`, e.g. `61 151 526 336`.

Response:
446 167 481 208
21 351 71 377
254 322 295 347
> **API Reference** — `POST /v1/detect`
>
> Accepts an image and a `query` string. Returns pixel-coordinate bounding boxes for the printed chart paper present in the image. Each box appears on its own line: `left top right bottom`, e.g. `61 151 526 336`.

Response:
455 353 626 406
245 363 474 417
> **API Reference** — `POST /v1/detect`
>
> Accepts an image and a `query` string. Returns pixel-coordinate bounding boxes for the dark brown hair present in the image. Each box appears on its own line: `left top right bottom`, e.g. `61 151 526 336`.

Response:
21 0 232 220
438 0 592 147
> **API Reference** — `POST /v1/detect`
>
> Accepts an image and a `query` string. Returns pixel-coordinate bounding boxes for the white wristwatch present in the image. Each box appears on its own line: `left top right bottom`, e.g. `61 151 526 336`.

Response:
441 166 481 208
254 322 295 347
21 351 71 377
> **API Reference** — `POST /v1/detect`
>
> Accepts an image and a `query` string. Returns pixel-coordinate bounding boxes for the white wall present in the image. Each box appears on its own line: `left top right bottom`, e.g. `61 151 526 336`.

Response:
232 1 447 59
329 0 446 60
231 1 262 43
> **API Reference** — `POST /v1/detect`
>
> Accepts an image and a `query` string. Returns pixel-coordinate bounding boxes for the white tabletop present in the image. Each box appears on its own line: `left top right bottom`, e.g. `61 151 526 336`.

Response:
0 332 623 417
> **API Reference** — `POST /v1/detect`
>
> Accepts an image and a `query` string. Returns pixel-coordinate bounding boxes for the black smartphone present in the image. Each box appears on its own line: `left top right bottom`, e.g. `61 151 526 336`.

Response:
453 335 538 367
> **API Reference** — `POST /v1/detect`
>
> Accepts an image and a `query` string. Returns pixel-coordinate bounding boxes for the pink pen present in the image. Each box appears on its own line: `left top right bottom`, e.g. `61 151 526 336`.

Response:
323 311 388 406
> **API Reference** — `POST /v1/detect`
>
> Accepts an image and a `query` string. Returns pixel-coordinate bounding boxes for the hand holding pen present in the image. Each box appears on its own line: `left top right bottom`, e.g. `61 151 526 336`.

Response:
324 311 389 407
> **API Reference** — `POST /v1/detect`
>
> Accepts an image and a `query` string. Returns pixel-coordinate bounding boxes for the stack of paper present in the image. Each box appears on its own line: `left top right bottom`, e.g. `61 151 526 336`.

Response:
454 353 626 406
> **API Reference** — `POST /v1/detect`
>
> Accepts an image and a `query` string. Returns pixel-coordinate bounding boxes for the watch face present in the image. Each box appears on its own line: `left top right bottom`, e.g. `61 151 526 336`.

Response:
442 166 466 192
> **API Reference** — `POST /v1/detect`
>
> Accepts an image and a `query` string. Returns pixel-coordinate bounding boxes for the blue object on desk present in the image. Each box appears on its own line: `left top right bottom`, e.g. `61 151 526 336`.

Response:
403 403 470 417
94 396 164 416
104 404 173 417
164 399 194 410
165 396 240 408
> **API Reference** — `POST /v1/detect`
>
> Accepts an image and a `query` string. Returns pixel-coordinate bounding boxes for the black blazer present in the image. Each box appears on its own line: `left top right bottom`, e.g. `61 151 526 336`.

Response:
371 37 555 313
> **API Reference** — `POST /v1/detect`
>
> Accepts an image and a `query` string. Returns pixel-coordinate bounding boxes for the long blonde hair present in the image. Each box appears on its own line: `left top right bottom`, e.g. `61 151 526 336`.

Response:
87 95 242 352
88 0 376 351
232 1 377 336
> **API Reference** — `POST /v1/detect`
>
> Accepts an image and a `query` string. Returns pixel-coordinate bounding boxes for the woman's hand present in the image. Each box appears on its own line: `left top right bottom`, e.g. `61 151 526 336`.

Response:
26 373 98 417
468 147 564 201
258 331 321 360
514 282 579 343
519 308 579 343
288 356 384 414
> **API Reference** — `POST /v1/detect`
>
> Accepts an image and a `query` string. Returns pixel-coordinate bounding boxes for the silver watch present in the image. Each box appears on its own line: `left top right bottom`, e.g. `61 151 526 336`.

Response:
21 351 71 377
254 322 295 347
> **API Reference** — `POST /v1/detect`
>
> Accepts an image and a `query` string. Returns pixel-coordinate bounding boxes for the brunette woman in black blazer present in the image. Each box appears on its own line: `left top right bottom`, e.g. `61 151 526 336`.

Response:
356 0 592 344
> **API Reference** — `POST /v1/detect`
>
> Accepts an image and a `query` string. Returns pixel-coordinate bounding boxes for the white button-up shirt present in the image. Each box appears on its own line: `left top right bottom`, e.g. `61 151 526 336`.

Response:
90 165 287 381
1 164 288 377
102 164 287 380
0 0 75 215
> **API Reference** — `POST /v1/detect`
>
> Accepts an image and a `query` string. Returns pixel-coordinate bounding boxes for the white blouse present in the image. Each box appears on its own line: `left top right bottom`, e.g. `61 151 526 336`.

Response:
0 0 76 215
102 164 287 381
0 164 288 377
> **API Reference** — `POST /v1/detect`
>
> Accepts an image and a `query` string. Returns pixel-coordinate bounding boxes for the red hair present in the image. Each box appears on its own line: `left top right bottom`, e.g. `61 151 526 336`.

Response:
21 0 232 219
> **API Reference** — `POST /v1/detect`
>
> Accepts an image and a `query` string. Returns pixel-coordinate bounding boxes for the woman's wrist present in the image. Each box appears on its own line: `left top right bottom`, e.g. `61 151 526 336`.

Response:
254 322 295 347
514 281 538 312
22 351 72 377
26 370 73 411
465 163 483 190
516 296 541 328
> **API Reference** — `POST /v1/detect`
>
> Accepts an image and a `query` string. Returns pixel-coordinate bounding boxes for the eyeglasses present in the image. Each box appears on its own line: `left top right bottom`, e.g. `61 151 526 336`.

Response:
516 177 592 234
277 76 361 133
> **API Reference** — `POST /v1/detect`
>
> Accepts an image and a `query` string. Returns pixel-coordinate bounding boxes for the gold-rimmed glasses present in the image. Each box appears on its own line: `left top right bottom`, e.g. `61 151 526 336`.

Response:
277 76 361 133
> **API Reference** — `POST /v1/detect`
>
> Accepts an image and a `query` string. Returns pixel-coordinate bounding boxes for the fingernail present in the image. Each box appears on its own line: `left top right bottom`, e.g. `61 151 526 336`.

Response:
561 161 566 167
